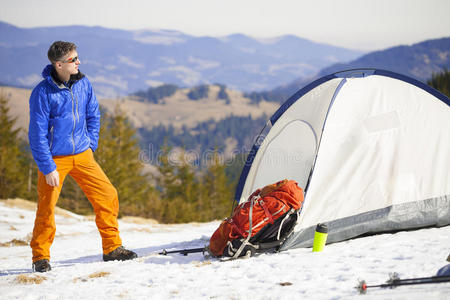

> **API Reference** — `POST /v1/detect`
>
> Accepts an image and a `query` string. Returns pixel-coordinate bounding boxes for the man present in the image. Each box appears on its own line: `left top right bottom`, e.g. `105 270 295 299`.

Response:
29 41 137 272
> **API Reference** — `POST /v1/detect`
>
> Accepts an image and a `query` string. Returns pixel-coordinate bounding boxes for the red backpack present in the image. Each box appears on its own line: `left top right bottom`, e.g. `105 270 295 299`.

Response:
209 179 304 258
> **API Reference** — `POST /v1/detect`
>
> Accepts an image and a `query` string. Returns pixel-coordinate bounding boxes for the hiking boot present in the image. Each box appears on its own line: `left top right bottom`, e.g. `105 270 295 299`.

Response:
103 246 137 262
32 259 51 272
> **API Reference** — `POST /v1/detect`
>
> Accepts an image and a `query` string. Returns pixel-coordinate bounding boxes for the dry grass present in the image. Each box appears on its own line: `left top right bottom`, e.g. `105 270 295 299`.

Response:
123 227 153 233
88 271 111 278
2 198 84 219
0 239 29 247
73 271 111 283
14 274 46 284
1 198 162 230
120 216 158 225
72 277 86 283
3 198 37 211
195 261 212 267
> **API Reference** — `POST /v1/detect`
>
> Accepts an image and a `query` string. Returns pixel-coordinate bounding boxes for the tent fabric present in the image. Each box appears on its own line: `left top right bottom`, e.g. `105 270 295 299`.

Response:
240 78 345 195
235 69 450 250
281 195 450 250
234 74 339 201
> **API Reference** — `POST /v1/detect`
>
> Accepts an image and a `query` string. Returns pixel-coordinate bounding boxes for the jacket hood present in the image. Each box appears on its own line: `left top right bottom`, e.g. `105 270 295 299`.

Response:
42 64 53 79
41 64 85 87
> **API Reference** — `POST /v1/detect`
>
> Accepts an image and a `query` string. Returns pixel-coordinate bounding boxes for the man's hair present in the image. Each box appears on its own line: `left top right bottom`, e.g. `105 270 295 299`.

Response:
47 41 77 64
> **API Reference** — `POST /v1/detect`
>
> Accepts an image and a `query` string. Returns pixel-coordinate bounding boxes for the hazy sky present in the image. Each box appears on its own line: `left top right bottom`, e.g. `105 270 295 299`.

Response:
1 0 449 51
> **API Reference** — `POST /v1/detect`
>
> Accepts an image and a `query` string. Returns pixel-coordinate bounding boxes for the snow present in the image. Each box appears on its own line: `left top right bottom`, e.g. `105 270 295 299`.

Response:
1 200 449 299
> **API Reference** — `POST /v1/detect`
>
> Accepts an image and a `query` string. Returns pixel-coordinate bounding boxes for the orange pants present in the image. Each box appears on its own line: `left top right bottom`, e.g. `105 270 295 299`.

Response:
30 148 122 262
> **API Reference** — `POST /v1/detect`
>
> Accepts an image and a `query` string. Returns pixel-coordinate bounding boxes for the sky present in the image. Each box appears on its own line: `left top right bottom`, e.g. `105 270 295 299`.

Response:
0 0 449 51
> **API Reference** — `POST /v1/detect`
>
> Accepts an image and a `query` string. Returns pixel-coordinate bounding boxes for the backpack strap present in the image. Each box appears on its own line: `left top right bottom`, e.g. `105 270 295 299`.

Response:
231 222 246 237
230 195 258 259
277 208 295 240
258 199 274 224
254 208 299 251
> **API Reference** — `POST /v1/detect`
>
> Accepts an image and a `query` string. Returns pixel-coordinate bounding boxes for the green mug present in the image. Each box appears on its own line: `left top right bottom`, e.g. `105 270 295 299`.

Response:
312 223 328 252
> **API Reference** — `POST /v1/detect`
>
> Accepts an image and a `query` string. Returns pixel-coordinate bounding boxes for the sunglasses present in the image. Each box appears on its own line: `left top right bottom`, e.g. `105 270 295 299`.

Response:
61 56 79 63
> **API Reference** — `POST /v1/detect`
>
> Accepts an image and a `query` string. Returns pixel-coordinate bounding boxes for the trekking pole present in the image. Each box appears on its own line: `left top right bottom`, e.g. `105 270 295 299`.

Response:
356 272 450 294
159 247 206 256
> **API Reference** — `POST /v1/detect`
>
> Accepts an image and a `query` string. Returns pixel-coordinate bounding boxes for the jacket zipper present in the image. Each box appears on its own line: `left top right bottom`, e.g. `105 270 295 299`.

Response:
70 88 76 154
74 93 80 122
49 126 54 150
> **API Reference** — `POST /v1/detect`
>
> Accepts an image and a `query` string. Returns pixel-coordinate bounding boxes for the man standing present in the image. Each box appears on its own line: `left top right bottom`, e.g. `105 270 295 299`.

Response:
29 41 137 272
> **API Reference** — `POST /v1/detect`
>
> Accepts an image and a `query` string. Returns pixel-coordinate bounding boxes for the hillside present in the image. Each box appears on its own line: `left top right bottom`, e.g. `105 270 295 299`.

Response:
100 85 278 130
1 84 277 134
0 21 362 97
0 86 30 136
1 83 277 166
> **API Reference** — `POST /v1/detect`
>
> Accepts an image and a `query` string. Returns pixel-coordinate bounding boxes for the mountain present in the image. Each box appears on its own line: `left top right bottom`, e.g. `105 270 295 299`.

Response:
5 33 448 169
0 21 362 97
272 38 450 99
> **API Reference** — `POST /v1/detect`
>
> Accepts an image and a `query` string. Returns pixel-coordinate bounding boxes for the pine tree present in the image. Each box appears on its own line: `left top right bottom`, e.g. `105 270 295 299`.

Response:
155 146 235 223
155 146 199 223
428 68 450 98
0 94 29 199
95 104 151 216
201 150 233 221
176 151 198 204
58 175 92 214
155 143 179 201
225 152 247 191
25 150 38 201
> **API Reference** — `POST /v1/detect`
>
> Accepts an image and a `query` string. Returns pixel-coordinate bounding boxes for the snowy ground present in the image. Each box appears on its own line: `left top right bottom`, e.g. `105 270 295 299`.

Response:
1 199 449 300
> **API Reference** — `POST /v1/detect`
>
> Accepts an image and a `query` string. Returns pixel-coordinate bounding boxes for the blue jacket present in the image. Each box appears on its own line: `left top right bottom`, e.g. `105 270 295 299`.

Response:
29 65 100 175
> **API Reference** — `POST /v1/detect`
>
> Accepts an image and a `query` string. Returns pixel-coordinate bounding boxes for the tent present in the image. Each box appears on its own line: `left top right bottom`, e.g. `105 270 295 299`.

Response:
234 69 450 249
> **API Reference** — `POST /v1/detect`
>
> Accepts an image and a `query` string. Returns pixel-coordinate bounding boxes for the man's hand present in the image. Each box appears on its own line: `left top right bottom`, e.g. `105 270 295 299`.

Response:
45 170 60 187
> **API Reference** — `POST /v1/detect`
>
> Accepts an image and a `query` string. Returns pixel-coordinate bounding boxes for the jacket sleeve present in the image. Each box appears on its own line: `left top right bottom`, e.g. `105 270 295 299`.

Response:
85 79 100 152
28 86 56 175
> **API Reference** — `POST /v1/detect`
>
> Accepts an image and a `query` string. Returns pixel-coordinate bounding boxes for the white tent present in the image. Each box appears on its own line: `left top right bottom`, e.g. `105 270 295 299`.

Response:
234 69 450 249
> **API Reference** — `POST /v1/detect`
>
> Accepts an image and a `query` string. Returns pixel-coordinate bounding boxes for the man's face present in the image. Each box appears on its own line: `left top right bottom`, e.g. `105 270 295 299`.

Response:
55 50 80 79
60 50 80 75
